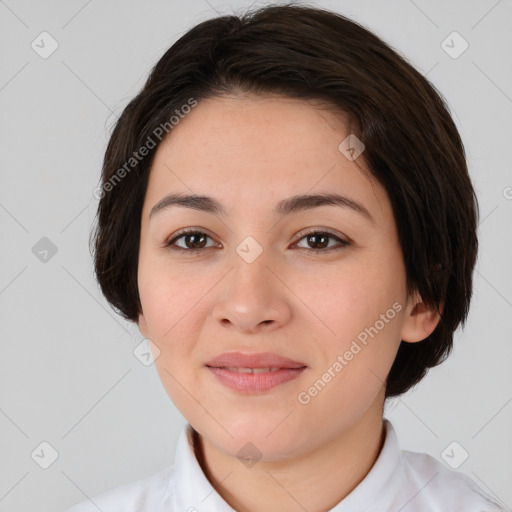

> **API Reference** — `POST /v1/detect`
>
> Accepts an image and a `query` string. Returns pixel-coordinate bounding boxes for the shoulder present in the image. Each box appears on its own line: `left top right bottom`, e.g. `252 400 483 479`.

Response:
400 449 505 512
63 465 175 512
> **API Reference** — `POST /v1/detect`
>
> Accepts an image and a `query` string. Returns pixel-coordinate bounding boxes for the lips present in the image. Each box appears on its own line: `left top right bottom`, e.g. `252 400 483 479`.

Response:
222 367 282 373
205 351 306 370
205 351 307 393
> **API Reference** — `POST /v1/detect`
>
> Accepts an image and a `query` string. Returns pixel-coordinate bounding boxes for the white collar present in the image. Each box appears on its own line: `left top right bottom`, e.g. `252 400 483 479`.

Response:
173 419 402 511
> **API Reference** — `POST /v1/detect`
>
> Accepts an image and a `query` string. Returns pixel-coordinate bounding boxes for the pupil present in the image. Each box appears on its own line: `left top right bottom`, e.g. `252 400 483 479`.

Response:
187 234 206 248
309 234 328 249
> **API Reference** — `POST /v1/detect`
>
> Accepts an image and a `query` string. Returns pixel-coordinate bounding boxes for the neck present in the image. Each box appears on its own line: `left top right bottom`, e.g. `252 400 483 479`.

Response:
194 397 386 512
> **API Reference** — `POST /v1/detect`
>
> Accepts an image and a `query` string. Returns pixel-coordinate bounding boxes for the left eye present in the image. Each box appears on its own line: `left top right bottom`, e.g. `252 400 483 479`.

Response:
294 231 349 252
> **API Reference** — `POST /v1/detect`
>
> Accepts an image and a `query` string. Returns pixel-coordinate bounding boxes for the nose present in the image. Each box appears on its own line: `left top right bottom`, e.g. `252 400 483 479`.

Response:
211 245 292 334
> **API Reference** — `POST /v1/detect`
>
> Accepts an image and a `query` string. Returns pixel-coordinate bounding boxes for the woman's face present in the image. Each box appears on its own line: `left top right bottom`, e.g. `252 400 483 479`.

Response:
137 94 422 460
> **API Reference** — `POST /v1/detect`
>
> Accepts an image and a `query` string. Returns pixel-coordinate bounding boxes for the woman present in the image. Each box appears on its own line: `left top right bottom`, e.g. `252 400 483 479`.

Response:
66 3 504 511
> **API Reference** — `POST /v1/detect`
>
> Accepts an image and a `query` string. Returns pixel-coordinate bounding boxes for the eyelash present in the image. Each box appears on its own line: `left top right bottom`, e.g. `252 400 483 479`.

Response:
164 228 350 255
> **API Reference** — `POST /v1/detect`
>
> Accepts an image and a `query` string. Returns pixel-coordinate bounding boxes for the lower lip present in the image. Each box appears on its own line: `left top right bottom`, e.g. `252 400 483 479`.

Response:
206 366 306 393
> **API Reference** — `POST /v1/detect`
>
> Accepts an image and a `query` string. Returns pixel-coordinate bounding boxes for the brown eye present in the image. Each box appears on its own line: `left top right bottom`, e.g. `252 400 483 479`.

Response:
306 233 329 249
295 230 349 253
166 230 217 251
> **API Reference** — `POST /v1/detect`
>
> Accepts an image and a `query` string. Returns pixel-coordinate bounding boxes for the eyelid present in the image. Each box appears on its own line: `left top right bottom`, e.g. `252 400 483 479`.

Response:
292 228 350 252
293 227 349 244
164 227 219 248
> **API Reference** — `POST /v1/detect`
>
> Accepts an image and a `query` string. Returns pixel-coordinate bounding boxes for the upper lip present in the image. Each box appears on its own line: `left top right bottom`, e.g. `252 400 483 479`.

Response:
205 351 307 369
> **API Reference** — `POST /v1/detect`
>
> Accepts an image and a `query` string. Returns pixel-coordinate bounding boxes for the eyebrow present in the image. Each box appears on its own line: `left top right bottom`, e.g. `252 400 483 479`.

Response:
149 192 373 221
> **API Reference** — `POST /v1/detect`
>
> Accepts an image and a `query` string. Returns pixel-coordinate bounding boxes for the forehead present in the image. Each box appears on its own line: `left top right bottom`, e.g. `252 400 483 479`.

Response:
143 94 388 221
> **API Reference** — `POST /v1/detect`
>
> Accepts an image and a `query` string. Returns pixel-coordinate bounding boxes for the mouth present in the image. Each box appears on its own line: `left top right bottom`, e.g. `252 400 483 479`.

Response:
205 351 307 393
211 366 286 373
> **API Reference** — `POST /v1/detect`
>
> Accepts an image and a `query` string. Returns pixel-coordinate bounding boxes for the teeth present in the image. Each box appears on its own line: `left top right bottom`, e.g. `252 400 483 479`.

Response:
224 367 282 373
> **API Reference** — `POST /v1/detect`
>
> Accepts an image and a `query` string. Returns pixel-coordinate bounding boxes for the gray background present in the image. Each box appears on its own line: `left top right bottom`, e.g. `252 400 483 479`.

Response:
0 1 511 511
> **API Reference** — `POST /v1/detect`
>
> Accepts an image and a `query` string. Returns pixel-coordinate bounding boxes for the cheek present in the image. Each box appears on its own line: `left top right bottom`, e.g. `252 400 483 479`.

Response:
297 256 406 341
300 252 407 388
138 254 216 341
140 263 211 417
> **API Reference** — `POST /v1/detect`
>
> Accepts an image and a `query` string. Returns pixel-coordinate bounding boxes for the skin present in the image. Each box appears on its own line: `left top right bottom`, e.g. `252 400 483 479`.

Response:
137 93 440 512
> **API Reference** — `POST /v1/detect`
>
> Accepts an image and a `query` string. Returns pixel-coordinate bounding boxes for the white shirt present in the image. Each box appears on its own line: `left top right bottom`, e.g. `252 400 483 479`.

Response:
65 419 505 512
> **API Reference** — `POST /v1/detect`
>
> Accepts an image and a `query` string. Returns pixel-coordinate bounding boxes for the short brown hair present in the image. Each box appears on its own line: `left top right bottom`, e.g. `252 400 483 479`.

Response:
91 3 478 398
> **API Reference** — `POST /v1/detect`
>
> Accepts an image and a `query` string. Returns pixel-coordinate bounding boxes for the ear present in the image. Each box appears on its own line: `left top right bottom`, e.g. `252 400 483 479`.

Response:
400 292 443 343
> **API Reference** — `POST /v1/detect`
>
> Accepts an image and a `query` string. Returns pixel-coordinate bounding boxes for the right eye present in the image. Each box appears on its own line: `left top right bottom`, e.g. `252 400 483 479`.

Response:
165 229 219 252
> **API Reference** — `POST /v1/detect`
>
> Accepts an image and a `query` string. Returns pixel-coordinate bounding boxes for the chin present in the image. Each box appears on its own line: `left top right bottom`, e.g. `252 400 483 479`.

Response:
200 415 310 459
